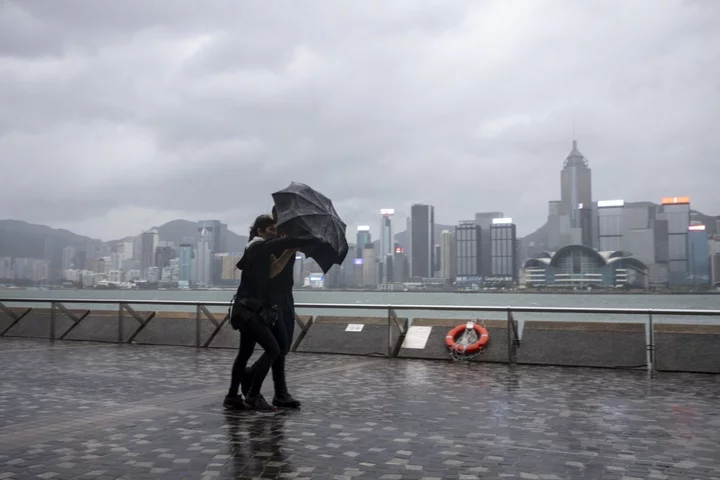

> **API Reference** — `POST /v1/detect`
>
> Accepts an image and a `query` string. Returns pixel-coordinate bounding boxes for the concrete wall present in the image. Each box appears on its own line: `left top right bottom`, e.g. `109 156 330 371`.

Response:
296 316 408 357
2 306 719 373
518 321 647 368
655 324 720 374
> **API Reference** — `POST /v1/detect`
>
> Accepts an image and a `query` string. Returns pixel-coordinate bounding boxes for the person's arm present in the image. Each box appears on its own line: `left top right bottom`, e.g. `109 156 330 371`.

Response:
263 237 317 257
269 249 297 278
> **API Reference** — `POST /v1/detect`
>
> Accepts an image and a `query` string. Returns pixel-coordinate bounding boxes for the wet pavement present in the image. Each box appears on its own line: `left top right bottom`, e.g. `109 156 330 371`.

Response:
1 337 719 480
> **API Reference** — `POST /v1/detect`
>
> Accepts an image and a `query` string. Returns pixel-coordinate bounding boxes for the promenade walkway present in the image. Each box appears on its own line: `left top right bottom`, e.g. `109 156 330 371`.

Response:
1 337 719 480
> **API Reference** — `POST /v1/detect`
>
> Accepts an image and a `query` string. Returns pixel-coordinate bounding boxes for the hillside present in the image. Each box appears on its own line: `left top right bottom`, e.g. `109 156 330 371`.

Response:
0 218 248 262
149 219 249 251
0 219 102 263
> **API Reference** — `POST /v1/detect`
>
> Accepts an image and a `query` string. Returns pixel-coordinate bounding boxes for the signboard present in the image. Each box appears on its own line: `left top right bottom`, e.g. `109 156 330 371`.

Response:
492 217 513 225
688 225 706 231
661 196 690 205
485 276 514 283
354 258 364 265
345 324 364 332
597 199 625 208
395 247 404 253
456 276 484 284
380 208 395 216
357 225 371 231
401 326 432 349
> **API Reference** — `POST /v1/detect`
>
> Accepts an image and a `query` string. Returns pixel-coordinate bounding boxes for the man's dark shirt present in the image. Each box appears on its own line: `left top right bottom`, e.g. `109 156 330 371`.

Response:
269 254 295 294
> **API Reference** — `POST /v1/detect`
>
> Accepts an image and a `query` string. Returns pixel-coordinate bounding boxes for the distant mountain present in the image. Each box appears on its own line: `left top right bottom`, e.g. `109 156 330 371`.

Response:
155 219 198 245
151 219 248 251
0 219 102 265
108 219 249 251
0 218 250 263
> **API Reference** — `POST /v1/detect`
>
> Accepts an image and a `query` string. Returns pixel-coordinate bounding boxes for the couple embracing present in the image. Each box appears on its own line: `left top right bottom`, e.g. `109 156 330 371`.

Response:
224 207 319 412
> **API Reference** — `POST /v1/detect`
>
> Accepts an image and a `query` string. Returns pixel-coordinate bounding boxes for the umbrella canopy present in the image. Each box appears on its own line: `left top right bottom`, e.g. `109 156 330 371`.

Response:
272 182 349 273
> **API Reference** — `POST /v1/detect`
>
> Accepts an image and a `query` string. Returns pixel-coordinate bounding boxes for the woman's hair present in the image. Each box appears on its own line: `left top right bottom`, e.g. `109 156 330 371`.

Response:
249 214 275 240
271 205 278 222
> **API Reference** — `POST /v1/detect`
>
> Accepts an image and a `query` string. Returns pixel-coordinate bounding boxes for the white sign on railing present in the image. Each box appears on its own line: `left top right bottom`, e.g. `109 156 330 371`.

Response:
345 324 364 332
401 326 432 349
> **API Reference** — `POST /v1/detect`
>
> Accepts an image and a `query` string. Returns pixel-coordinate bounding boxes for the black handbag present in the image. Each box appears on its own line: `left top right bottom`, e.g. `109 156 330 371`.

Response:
229 295 278 330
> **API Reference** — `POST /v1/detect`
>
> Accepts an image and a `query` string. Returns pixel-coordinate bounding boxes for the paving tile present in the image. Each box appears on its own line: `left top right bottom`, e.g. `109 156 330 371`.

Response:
1 337 719 479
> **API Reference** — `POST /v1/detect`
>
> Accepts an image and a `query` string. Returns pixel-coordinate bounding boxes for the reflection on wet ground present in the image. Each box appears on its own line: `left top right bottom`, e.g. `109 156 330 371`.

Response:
1 337 719 479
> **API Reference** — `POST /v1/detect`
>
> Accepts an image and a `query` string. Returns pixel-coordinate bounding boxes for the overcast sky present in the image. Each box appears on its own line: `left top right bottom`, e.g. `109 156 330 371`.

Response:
1 0 718 242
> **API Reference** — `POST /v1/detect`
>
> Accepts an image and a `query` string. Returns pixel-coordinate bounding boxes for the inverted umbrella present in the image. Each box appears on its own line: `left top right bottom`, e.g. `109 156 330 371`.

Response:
272 182 349 273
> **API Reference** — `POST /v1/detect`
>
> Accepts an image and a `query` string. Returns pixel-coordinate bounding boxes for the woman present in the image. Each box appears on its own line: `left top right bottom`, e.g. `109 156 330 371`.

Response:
241 206 301 409
224 214 316 411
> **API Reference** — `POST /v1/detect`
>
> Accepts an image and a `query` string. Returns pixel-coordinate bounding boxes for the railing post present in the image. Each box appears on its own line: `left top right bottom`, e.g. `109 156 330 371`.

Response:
387 305 392 359
50 301 56 341
647 309 655 377
196 304 202 348
118 302 124 344
507 307 512 364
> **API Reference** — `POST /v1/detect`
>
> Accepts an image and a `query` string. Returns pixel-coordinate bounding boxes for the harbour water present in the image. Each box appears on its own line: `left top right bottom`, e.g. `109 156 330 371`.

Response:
2 289 719 325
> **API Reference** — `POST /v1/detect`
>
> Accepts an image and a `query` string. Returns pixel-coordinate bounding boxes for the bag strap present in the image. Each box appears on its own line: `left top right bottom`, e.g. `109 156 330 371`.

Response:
228 294 236 319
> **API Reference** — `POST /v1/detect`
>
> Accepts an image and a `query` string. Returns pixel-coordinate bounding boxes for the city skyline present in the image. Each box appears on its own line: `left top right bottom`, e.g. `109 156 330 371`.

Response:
0 2 718 242
3 202 719 288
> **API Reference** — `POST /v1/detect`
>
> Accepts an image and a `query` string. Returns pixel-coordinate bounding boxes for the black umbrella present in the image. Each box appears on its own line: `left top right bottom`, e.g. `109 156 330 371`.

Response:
272 182 349 273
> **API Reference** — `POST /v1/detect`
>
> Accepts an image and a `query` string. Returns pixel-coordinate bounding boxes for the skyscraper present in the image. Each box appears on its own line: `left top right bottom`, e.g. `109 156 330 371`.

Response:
597 200 625 251
62 246 76 270
578 204 593 247
688 225 710 285
561 140 592 228
356 226 371 258
455 221 481 281
362 246 377 286
140 229 159 273
440 230 455 282
393 245 408 283
411 204 434 278
490 218 518 282
196 228 212 286
178 244 193 285
380 209 394 283
661 196 691 286
475 212 503 277
197 220 227 254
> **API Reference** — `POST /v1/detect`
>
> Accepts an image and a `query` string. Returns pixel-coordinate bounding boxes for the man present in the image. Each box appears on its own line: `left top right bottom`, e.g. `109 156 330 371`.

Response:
241 206 301 408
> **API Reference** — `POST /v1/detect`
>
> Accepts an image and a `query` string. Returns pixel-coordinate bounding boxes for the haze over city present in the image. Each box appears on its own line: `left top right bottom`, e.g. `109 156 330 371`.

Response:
1 0 719 241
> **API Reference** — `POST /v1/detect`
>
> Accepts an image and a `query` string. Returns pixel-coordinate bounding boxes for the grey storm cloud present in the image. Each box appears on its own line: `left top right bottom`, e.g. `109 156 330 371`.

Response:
0 0 718 240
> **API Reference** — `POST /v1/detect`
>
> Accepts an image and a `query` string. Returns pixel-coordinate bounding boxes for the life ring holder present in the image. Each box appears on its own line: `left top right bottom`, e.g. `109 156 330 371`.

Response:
445 321 489 359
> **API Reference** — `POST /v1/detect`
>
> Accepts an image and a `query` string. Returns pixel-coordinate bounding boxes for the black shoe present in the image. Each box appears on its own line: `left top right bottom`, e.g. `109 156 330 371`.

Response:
244 394 277 412
273 392 301 409
240 367 253 397
223 395 246 410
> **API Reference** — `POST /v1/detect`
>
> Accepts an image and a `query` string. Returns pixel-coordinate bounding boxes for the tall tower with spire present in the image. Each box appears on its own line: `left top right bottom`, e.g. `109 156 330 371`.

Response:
560 139 592 226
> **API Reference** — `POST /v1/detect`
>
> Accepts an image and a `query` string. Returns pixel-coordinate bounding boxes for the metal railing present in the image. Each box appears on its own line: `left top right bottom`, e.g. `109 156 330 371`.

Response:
1 298 720 376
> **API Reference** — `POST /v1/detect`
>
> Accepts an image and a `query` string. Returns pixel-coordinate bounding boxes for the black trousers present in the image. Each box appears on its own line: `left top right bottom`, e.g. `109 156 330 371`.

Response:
267 291 295 393
228 313 280 398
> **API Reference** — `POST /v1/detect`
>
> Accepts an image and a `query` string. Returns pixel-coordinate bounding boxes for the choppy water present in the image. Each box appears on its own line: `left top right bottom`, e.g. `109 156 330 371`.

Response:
2 289 719 325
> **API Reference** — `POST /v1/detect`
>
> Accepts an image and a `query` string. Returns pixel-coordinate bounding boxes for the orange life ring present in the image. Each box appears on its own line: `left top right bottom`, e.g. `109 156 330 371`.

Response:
445 324 489 354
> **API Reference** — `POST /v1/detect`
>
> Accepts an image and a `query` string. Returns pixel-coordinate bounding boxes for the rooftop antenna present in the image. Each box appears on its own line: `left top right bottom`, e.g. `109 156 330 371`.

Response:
572 120 577 150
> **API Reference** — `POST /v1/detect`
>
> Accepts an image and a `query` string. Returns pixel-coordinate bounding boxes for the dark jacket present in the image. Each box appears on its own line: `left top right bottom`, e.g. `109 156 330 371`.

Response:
235 236 313 307
268 253 295 294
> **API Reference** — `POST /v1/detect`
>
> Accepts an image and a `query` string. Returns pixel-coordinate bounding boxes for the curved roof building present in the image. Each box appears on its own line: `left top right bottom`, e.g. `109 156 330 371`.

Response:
522 245 648 289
